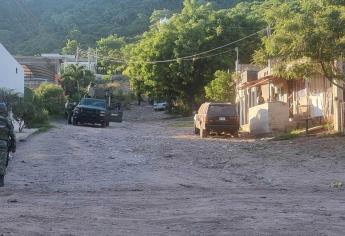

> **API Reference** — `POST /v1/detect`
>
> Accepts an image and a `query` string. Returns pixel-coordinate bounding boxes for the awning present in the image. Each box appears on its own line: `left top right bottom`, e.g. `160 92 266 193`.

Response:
239 75 277 89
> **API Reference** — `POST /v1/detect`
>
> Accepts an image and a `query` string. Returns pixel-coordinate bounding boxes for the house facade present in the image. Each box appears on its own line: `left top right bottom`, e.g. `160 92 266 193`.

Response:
0 43 24 94
236 65 343 135
15 56 62 89
42 54 97 74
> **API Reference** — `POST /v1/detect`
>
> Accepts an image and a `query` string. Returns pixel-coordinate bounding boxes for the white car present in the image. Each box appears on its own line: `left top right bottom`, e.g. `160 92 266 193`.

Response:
153 101 167 111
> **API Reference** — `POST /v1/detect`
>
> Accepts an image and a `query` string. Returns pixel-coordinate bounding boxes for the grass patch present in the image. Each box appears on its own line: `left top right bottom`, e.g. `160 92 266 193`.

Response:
33 123 55 134
169 117 194 128
274 129 305 140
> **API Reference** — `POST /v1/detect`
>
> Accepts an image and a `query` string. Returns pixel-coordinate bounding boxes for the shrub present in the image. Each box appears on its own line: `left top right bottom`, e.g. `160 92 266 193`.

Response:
35 83 66 116
12 88 49 130
0 88 20 109
112 89 136 109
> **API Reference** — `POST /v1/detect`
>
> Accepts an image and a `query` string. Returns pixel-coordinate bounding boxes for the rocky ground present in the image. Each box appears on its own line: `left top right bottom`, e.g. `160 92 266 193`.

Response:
1 104 345 236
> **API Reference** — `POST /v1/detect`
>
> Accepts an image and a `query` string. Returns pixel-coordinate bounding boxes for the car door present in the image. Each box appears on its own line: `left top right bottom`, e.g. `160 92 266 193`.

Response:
195 104 205 129
108 103 123 123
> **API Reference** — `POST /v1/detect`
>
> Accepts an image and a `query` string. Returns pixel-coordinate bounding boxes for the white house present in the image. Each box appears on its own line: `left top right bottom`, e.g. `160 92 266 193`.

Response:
0 43 24 95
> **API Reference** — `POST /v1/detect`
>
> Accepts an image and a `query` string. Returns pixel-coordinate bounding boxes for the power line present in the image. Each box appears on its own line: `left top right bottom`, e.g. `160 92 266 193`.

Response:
96 48 235 64
95 28 267 64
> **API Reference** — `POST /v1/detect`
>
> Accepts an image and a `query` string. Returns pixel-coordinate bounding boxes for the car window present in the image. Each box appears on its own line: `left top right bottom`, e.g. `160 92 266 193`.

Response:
80 99 106 108
207 105 237 116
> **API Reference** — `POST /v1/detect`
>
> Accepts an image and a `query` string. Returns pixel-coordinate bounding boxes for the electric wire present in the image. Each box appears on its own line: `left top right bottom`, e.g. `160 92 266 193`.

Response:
94 28 267 64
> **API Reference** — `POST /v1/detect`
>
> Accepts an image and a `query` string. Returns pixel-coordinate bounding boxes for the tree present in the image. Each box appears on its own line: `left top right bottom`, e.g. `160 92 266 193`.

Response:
124 0 263 114
254 0 345 88
149 9 173 24
61 65 95 99
205 71 235 102
96 35 126 74
62 39 78 55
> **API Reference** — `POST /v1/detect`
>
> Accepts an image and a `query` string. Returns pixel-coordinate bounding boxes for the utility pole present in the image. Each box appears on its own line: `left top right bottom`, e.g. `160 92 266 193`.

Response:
235 47 239 72
267 25 272 70
95 48 98 73
95 48 98 65
267 25 272 101
87 47 91 70
76 46 79 64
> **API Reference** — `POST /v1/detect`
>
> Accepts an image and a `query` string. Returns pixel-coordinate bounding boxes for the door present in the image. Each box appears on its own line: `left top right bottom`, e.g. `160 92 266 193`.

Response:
108 103 123 123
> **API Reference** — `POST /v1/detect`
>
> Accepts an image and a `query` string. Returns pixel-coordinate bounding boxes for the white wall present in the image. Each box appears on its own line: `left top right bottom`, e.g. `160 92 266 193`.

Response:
0 44 24 95
249 102 289 135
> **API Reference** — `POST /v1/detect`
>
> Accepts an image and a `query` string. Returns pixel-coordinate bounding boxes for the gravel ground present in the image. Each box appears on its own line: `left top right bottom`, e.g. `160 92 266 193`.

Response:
0 104 345 236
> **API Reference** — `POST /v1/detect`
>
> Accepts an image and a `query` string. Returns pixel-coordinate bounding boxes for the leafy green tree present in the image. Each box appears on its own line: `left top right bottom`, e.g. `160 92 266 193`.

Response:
149 9 173 24
254 0 345 88
62 39 78 55
61 65 95 99
205 71 235 102
124 0 263 114
96 34 126 74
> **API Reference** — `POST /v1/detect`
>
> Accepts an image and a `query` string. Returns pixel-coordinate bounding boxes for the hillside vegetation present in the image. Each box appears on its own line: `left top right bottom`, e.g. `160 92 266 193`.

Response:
0 0 240 55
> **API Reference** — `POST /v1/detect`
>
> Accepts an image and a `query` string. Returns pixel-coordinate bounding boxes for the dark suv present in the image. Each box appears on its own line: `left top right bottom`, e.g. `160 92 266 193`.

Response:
194 103 239 138
72 98 110 127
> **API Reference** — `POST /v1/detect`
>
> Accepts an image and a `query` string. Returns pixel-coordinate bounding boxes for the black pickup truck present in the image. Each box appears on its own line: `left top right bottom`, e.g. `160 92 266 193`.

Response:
72 98 110 127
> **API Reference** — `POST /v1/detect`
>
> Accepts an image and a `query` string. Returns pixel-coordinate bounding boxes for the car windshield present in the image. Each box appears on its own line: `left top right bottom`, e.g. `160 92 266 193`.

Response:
80 99 106 108
208 105 237 116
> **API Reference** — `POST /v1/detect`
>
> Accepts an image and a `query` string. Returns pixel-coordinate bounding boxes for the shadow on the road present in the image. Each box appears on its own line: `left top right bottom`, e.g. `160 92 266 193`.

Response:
69 123 104 128
172 132 245 143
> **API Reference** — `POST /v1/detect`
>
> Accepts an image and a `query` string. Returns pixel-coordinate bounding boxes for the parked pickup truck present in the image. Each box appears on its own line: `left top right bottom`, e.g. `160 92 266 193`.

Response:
72 98 110 127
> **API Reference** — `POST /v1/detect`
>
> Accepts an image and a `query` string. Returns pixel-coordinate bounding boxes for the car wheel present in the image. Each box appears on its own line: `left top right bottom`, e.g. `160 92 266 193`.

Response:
106 121 110 127
101 121 106 128
200 128 208 138
194 125 200 135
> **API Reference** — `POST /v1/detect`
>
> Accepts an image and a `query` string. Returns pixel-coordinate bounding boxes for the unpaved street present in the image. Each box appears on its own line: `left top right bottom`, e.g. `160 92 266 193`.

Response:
1 105 345 236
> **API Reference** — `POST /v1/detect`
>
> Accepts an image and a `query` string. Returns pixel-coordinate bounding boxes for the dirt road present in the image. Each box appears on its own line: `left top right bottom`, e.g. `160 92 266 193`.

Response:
1 105 345 235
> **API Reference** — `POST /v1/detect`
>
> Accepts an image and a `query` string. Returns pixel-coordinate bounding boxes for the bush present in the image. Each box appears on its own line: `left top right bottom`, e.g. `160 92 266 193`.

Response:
35 83 66 116
0 88 20 109
112 89 136 109
12 88 49 130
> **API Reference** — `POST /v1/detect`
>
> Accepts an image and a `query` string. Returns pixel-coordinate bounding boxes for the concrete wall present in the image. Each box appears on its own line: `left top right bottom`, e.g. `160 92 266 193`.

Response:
249 103 270 135
249 102 289 135
241 70 258 83
269 102 290 132
258 67 272 79
0 44 24 94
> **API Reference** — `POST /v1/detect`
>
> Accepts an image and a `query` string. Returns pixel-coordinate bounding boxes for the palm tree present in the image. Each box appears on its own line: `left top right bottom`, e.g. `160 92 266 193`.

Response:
61 64 94 99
